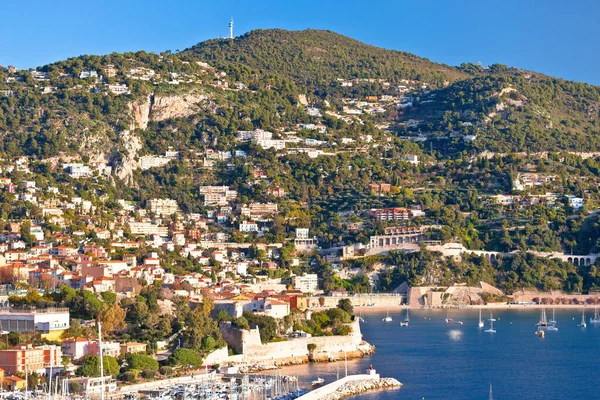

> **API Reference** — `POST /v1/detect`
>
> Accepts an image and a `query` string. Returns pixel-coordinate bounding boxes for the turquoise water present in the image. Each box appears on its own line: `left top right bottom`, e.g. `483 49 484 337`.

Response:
277 308 600 399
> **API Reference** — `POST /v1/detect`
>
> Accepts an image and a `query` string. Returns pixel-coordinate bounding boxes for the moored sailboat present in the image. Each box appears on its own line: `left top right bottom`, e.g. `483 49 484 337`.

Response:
484 312 496 333
400 309 410 326
382 309 392 322
579 309 587 328
536 307 549 328
478 307 485 328
590 307 600 324
445 311 453 323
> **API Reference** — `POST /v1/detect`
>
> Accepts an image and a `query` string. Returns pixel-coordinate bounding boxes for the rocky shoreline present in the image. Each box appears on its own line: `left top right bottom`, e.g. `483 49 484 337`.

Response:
321 378 402 400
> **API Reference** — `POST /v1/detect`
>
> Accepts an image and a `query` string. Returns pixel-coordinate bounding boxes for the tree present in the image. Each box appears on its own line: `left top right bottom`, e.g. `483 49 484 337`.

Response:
61 320 95 340
97 304 126 335
120 371 136 383
100 292 117 305
76 356 119 377
243 313 278 342
19 221 33 246
183 300 224 352
126 353 158 372
169 348 203 368
141 369 156 379
337 298 353 315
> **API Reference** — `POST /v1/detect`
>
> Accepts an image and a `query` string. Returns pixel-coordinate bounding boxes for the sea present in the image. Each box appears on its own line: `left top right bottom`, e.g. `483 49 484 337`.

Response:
274 308 600 400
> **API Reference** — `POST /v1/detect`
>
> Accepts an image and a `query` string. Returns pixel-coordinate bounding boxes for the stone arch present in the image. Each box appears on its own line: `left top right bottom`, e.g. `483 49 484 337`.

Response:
490 253 497 262
574 258 580 266
568 257 573 264
587 258 592 266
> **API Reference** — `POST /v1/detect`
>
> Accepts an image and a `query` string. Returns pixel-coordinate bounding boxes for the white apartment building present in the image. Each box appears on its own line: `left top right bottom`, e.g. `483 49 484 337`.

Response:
128 222 169 236
239 222 259 233
31 71 49 80
401 155 419 164
148 198 179 216
567 195 584 210
200 186 237 206
292 274 319 293
107 84 129 95
236 129 273 141
255 139 286 150
139 156 171 170
64 163 91 178
0 308 70 335
79 70 98 79
241 203 279 218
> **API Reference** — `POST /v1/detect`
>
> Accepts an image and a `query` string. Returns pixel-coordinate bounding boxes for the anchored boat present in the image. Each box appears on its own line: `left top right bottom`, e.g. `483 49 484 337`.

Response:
579 309 587 328
484 312 496 333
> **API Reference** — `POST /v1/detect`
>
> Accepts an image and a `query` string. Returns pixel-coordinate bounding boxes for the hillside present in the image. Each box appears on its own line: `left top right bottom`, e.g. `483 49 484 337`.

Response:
1 28 600 165
2 29 600 294
184 29 469 90
185 29 600 153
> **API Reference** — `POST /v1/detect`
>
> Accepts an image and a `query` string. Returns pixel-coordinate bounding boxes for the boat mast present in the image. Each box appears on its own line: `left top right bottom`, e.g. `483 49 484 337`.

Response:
98 322 105 400
48 347 53 400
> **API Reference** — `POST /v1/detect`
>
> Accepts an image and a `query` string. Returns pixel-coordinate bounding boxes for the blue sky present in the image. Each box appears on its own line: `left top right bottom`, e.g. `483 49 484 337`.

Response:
1 0 599 85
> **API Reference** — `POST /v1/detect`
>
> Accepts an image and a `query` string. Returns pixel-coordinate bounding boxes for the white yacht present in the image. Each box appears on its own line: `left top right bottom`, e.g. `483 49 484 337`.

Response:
478 308 485 328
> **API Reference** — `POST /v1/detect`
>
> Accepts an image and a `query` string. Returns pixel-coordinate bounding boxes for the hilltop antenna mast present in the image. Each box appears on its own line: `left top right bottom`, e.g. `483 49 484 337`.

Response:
229 17 234 39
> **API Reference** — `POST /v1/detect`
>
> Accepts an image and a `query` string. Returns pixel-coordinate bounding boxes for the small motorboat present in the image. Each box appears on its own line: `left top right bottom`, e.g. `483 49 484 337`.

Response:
536 326 545 338
311 377 325 386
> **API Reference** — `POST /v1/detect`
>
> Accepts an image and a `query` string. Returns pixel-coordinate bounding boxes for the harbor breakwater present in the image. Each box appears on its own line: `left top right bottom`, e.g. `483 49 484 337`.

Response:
297 371 401 400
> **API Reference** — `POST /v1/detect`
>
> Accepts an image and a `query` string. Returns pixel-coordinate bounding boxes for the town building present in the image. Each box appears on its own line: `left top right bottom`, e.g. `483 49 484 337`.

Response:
367 207 417 221
139 156 171 170
0 344 62 374
292 274 319 293
120 342 147 354
147 198 179 216
200 186 238 206
128 222 169 236
294 228 318 251
0 308 69 340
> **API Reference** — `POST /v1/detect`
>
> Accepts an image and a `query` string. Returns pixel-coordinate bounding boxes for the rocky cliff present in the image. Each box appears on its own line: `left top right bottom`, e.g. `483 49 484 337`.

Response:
150 93 209 122
117 90 211 181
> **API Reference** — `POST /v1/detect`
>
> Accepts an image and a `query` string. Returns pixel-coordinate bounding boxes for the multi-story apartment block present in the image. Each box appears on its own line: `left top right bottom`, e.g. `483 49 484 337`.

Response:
147 198 179 216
